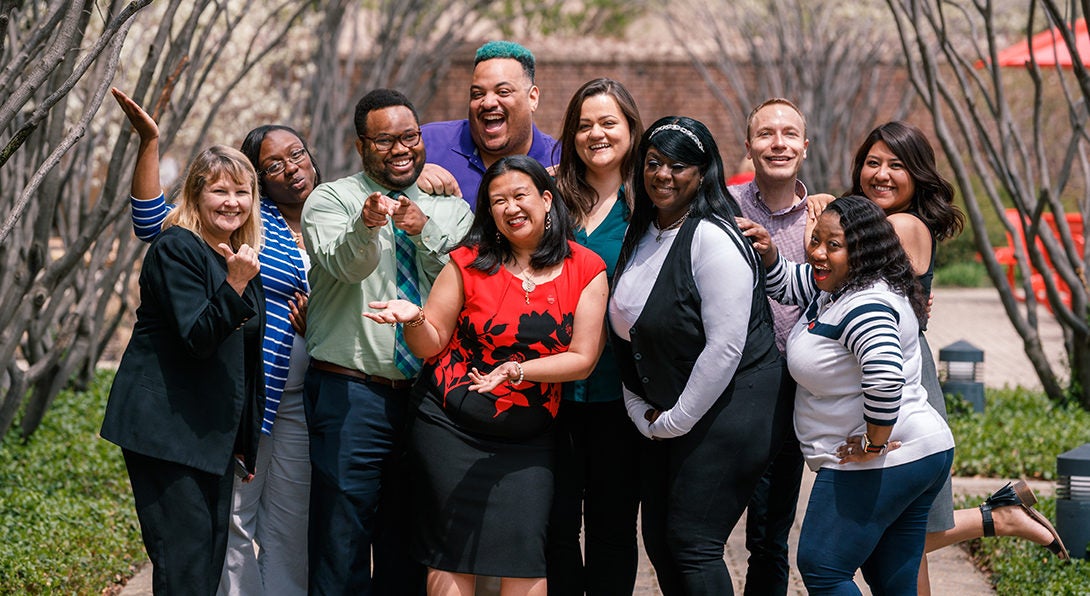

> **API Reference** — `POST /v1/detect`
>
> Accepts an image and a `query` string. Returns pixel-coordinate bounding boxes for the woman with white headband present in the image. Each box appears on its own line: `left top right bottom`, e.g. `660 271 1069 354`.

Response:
608 116 792 594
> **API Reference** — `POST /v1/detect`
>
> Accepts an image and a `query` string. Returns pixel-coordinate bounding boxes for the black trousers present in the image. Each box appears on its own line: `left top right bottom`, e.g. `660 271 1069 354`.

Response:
546 399 641 595
743 405 804 596
641 360 793 596
124 449 235 596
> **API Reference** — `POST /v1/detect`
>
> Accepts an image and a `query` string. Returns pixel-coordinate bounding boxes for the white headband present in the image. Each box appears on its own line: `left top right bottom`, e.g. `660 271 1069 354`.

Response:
649 123 704 153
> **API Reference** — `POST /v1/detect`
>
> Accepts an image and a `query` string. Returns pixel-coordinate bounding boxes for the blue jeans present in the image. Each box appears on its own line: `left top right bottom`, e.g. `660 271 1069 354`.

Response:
303 367 423 595
798 449 954 595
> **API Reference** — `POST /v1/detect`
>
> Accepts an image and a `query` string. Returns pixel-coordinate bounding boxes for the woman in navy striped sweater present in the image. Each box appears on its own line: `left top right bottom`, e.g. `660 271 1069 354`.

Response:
753 194 954 594
114 88 317 595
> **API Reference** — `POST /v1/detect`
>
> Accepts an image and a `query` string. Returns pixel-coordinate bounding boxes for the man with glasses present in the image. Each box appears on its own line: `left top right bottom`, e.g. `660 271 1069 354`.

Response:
422 40 557 207
301 88 472 594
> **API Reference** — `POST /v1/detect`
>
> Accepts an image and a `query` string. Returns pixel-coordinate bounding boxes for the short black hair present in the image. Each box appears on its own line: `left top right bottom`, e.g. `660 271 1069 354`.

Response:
353 89 420 139
239 125 321 195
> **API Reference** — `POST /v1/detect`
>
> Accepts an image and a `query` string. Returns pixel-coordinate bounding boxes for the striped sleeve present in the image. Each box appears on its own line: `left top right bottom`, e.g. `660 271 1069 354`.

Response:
840 302 904 426
131 193 173 242
765 253 819 307
257 200 311 434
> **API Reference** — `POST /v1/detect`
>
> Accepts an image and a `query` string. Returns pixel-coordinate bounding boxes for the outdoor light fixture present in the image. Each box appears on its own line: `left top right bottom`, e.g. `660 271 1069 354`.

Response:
1057 443 1090 560
937 339 985 412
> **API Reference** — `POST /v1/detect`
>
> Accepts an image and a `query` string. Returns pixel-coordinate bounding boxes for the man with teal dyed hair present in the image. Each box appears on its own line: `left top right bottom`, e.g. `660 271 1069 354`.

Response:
421 40 558 208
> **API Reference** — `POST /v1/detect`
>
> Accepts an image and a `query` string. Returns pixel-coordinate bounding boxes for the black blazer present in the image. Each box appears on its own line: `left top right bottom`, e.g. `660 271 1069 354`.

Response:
101 226 265 475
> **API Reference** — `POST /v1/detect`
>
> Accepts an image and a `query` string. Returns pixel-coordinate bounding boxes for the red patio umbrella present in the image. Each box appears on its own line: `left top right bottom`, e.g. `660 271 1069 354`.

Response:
992 17 1089 68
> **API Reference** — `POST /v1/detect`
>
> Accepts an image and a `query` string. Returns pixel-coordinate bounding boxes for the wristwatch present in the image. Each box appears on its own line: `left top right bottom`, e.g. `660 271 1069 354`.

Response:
861 433 888 455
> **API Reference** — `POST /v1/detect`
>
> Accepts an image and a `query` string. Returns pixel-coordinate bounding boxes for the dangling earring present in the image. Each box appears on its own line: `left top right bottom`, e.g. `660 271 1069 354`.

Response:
496 231 502 243
545 213 553 231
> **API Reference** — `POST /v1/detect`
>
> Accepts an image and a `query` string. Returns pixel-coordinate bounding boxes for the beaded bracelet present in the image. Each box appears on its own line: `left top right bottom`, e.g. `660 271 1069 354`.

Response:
508 361 524 386
404 306 426 328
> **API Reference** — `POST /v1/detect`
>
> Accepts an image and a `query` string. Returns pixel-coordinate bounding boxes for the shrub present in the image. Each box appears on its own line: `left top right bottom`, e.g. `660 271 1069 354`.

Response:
0 371 142 594
948 386 1090 480
934 260 991 287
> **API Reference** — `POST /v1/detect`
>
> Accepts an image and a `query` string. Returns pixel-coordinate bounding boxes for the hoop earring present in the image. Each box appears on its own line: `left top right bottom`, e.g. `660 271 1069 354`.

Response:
545 213 552 231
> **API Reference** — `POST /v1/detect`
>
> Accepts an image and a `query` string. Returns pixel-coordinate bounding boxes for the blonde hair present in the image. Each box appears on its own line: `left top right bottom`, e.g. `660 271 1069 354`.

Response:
164 145 262 251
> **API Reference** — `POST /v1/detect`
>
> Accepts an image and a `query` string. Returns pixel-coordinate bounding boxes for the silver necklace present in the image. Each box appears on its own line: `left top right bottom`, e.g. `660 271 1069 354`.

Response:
652 209 690 242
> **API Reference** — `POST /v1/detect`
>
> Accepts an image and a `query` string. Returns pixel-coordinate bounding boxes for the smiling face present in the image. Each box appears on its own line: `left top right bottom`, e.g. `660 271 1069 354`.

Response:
575 93 631 176
488 170 553 250
468 58 539 164
258 129 316 206
643 146 701 223
807 210 850 293
357 105 425 191
198 174 254 247
860 140 916 214
745 102 808 184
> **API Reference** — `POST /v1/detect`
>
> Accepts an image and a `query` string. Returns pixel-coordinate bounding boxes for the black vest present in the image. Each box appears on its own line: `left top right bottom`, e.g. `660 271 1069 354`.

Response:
612 216 779 410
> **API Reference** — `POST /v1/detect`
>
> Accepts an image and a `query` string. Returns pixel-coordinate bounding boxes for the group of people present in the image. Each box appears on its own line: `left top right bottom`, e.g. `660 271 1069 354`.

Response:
101 39 1068 596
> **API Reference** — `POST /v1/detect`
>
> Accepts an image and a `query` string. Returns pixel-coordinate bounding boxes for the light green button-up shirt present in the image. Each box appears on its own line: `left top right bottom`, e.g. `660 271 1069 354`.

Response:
301 171 473 379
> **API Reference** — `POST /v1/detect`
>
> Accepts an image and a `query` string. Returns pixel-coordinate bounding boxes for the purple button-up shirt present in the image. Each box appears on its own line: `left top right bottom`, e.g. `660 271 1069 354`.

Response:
731 179 809 354
421 119 559 209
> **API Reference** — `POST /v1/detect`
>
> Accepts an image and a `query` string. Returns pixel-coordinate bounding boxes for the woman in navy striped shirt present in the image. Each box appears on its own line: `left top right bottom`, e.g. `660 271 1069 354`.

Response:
114 88 317 595
754 194 954 594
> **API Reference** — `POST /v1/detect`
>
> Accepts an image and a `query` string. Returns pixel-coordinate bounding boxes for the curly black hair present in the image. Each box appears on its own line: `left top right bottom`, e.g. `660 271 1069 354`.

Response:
827 195 927 324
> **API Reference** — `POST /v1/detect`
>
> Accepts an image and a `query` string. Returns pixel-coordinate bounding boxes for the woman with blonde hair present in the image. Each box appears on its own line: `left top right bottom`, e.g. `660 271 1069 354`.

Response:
102 142 266 594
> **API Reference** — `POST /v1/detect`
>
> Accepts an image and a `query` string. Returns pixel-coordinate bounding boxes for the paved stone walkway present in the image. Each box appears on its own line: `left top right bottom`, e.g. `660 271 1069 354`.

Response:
117 288 1067 595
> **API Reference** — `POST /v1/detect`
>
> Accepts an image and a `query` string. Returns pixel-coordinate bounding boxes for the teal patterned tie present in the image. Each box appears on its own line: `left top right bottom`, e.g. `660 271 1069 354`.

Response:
388 191 423 378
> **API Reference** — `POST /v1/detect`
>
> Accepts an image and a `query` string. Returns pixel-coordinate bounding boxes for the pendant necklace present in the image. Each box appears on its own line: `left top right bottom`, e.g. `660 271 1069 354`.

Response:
652 208 690 243
518 263 537 304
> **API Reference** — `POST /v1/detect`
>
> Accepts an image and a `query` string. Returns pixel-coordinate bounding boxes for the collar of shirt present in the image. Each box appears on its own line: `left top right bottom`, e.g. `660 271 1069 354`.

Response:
736 179 810 217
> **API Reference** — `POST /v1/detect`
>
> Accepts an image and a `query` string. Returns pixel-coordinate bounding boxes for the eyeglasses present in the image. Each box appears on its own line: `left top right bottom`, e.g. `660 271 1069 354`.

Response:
361 130 421 152
261 147 309 177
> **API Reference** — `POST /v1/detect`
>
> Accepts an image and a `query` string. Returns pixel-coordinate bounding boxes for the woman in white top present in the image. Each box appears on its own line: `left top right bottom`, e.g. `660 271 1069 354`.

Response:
608 116 791 595
755 194 955 594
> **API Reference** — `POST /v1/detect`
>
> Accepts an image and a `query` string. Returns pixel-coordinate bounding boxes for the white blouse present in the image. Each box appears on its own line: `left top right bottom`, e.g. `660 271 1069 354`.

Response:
609 219 755 439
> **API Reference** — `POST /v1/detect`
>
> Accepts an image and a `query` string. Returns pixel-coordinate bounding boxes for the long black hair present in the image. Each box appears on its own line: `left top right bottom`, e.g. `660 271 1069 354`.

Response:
828 195 927 323
239 124 321 197
458 155 573 273
849 121 963 241
615 116 752 278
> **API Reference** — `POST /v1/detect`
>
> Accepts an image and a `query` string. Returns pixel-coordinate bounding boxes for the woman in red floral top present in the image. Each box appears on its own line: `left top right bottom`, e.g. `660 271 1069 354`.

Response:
366 155 608 595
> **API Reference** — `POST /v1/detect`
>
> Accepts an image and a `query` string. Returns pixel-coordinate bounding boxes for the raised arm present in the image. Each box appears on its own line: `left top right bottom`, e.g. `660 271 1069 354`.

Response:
112 87 170 241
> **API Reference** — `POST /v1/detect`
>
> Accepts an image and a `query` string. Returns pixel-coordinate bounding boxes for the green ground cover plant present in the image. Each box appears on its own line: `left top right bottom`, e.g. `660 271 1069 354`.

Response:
0 370 142 594
948 387 1090 593
947 386 1090 480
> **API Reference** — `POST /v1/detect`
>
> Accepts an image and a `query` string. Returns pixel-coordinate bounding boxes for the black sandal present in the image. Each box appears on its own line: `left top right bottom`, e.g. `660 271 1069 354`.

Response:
979 480 1069 560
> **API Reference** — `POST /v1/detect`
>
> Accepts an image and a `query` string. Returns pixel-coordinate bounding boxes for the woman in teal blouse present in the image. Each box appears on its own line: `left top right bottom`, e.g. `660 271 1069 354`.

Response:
547 78 644 595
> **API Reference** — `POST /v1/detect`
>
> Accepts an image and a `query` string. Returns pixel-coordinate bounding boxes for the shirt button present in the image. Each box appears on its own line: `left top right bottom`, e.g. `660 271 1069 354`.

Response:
633 353 642 361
